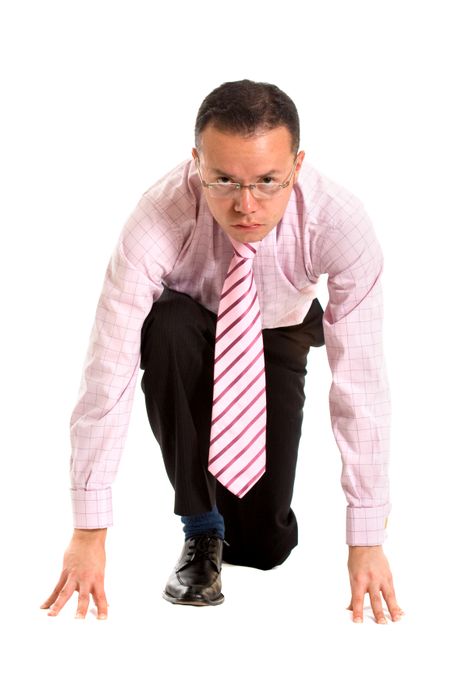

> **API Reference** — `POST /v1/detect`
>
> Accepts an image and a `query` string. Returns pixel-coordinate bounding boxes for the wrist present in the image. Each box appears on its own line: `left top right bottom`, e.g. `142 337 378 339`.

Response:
348 544 382 552
73 528 107 541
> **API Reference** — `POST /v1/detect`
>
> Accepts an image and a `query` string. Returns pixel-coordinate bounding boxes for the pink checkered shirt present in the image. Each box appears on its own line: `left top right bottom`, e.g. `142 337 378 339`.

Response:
70 159 391 546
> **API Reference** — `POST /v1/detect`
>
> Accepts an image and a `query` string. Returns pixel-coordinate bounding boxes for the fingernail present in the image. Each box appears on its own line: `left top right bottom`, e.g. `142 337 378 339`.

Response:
378 618 387 624
75 613 84 619
98 614 107 620
354 618 362 623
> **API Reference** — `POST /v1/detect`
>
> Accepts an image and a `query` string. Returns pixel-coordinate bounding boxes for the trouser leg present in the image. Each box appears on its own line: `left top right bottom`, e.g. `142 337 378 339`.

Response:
139 287 217 516
216 307 325 569
139 286 325 569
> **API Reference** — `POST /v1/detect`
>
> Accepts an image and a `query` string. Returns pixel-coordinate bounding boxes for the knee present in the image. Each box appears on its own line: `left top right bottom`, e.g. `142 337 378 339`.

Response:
148 289 199 330
140 289 214 368
143 290 199 341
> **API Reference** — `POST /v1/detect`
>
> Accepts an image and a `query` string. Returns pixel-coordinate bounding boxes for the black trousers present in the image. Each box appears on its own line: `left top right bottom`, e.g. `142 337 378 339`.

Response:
139 287 325 570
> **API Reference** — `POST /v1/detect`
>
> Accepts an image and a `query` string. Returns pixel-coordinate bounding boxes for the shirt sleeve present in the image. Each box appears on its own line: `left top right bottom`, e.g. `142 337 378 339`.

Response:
69 196 182 528
311 200 391 546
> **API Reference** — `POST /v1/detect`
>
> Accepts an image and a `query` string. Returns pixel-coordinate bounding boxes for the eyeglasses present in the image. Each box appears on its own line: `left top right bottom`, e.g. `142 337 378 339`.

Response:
195 157 298 200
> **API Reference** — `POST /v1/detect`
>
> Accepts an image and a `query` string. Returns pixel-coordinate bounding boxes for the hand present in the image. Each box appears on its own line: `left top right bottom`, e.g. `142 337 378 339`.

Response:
40 528 108 620
347 545 404 624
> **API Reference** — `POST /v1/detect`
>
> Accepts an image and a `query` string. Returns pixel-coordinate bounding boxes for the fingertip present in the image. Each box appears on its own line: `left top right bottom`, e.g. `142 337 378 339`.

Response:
392 608 405 621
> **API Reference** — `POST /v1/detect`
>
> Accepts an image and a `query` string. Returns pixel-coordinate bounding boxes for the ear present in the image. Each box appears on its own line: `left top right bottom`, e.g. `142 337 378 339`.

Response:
294 150 305 178
192 147 199 161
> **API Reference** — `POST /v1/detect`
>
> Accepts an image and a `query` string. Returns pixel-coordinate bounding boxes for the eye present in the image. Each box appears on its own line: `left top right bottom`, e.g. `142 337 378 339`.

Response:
216 176 233 184
259 176 275 185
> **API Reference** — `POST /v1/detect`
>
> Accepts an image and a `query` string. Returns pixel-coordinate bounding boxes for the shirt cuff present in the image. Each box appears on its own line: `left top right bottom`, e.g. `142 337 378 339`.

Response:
346 503 391 546
71 488 113 529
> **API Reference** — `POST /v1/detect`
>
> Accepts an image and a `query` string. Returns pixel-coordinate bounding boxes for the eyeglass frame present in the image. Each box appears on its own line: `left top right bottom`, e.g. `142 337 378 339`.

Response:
195 155 299 199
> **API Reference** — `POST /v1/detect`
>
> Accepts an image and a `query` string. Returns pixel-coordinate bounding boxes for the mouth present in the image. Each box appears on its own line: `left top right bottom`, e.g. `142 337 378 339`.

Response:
232 223 263 229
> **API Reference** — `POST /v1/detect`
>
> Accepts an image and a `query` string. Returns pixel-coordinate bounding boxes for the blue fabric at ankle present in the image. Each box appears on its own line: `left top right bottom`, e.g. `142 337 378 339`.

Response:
181 505 225 540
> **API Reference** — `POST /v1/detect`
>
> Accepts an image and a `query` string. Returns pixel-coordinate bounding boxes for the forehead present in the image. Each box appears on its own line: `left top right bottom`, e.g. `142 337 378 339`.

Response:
198 125 294 176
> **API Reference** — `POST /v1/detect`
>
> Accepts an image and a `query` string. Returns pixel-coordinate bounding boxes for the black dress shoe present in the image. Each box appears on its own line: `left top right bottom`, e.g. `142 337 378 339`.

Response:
163 533 225 606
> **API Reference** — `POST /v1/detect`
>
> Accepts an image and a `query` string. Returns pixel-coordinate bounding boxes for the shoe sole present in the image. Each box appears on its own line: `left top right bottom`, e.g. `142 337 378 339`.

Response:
162 591 225 606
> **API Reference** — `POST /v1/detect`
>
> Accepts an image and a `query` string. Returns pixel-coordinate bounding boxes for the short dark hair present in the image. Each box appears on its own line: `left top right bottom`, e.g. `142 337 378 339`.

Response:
194 79 300 154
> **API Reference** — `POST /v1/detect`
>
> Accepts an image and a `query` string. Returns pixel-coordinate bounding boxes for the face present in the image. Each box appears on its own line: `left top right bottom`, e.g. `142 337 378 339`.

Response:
192 125 305 243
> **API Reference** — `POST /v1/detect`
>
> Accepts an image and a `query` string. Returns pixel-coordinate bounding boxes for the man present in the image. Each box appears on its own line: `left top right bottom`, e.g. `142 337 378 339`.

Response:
41 80 404 623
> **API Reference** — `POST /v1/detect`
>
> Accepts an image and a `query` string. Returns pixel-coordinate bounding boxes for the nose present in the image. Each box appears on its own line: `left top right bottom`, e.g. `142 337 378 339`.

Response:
233 186 258 214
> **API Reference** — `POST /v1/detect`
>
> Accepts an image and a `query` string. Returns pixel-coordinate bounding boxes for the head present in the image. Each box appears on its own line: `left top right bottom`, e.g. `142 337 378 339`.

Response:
192 80 305 243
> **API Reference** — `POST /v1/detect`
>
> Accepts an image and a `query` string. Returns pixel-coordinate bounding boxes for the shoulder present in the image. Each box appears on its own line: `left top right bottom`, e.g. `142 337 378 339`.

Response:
297 162 381 280
120 159 201 255
297 161 367 231
140 159 201 222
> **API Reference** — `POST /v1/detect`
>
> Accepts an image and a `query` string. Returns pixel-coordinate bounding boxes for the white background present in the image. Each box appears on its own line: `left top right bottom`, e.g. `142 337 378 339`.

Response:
1 0 449 670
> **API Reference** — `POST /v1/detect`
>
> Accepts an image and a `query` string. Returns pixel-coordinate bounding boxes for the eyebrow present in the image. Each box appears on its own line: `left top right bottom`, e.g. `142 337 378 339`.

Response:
210 167 282 179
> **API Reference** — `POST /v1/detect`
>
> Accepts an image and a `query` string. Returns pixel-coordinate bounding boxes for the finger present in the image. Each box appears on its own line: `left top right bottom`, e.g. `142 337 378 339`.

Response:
350 589 365 623
47 579 77 616
40 572 68 609
381 584 405 622
93 587 109 620
369 589 387 624
75 588 91 619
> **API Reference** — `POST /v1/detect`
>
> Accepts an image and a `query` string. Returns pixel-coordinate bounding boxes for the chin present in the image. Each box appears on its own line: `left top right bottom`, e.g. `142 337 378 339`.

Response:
228 228 267 243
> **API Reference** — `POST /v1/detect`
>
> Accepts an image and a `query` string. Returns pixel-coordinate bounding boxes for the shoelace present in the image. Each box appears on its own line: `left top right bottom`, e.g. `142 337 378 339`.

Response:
186 534 220 562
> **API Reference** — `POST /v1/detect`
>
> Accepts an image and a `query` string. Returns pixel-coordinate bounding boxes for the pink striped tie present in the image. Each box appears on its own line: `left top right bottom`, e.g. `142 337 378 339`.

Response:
208 238 267 498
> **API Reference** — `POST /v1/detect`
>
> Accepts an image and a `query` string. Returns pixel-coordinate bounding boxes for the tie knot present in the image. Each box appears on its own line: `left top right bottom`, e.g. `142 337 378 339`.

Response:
230 239 260 260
